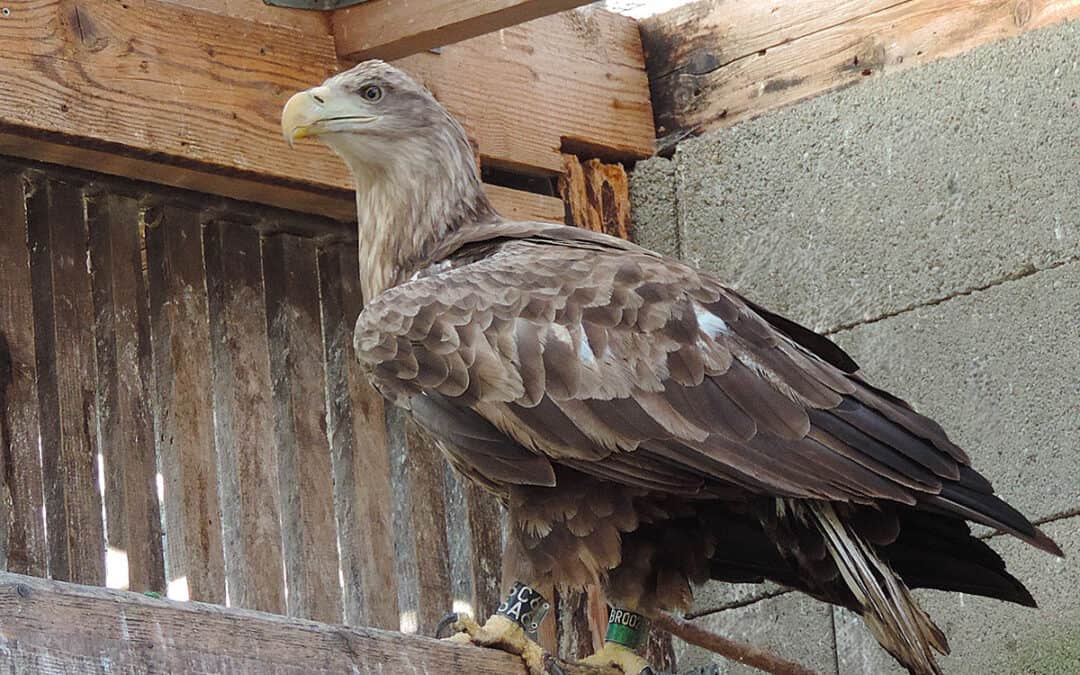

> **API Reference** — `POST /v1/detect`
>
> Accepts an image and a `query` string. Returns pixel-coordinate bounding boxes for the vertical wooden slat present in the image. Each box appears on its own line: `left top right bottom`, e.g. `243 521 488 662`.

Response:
385 406 419 630
404 421 453 635
27 178 105 585
318 243 399 629
88 191 127 561
202 219 284 614
145 203 225 604
444 467 475 615
0 170 48 577
464 482 504 621
262 233 341 623
87 191 166 593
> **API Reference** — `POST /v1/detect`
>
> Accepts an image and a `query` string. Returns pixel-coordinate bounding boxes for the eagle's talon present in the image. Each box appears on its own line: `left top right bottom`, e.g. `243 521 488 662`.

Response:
434 611 460 639
579 641 653 674
441 613 551 675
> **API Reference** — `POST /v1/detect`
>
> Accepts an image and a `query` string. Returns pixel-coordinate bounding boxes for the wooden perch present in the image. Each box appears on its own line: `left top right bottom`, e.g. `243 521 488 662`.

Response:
654 613 823 675
0 572 622 674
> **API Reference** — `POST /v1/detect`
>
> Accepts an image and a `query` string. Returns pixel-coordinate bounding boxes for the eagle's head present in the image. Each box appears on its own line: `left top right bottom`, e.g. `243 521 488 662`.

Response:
282 60 494 300
281 60 472 177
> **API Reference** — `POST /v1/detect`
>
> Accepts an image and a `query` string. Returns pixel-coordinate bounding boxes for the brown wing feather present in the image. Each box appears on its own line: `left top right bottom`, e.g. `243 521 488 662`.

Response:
355 223 1054 552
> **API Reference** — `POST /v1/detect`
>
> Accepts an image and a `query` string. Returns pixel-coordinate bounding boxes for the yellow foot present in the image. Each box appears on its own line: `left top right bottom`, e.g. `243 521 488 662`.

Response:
441 613 550 675
579 641 654 674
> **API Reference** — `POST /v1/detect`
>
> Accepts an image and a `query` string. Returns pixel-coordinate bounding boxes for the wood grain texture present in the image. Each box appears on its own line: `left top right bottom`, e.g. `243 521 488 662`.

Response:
87 191 166 593
1 1 651 220
263 233 342 624
318 243 400 629
333 0 593 61
161 0 332 34
203 219 285 615
643 0 1080 146
397 8 655 175
404 421 454 636
27 178 106 585
486 184 566 223
558 155 630 238
0 571 619 674
465 482 505 621
0 0 341 191
0 170 48 578
1 130 580 225
145 203 226 604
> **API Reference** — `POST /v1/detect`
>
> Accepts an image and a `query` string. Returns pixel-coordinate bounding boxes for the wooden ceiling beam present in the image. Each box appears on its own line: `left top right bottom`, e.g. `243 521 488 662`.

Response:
642 0 1080 150
333 0 595 61
1 0 652 223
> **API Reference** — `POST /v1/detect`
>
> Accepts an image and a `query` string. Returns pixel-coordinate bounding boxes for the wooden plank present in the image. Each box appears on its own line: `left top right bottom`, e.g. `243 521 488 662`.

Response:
485 184 566 223
0 130 359 224
27 177 106 585
333 0 594 61
0 170 48 577
397 8 655 175
464 482 504 621
643 0 1080 145
202 219 285 614
0 571 617 674
0 131 569 223
558 155 631 238
161 0 332 34
404 421 454 636
262 233 341 624
87 191 166 593
145 203 226 604
317 243 399 629
444 468 476 617
0 0 343 216
1 1 652 220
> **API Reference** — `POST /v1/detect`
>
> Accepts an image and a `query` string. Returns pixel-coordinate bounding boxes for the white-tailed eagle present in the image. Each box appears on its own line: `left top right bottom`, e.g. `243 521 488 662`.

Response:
282 61 1060 675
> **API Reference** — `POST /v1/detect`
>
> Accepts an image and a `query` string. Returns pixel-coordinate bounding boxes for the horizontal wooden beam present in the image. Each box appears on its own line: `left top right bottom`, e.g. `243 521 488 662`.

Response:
0 572 615 674
0 129 563 224
642 0 1080 149
334 0 594 61
1 1 644 222
396 8 655 175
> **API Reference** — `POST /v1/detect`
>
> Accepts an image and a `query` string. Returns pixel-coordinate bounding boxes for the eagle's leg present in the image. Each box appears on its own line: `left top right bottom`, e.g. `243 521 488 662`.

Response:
578 606 654 675
441 581 552 675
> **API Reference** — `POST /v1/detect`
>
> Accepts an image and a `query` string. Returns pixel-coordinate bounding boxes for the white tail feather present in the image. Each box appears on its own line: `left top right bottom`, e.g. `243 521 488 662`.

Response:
806 502 947 675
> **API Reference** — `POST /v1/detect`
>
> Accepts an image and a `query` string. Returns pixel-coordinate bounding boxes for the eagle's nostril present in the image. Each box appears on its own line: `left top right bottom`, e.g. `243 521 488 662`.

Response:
312 94 325 104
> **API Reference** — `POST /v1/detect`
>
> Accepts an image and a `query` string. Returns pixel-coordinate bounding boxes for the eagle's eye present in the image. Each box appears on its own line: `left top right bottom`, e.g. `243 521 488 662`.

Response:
360 85 383 102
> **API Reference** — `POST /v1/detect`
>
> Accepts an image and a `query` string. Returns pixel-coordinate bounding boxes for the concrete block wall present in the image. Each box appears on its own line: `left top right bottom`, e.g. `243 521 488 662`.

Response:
629 19 1080 674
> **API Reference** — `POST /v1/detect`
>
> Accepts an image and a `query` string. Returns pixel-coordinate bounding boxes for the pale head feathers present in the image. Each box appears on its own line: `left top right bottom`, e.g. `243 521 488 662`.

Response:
293 60 497 301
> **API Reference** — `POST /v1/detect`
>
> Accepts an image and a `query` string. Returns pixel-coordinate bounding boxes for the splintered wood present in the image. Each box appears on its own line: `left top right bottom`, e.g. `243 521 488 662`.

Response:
559 155 631 239
642 0 1080 147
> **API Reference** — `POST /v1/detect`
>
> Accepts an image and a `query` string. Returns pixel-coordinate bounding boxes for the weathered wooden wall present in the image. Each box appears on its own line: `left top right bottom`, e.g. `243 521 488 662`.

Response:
0 155 508 635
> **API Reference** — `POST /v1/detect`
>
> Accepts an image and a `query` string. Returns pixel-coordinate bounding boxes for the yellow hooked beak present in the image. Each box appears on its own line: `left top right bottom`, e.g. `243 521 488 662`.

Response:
281 85 376 148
